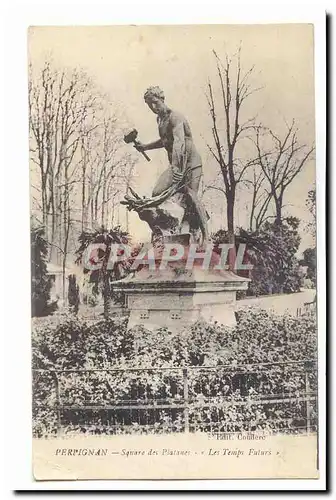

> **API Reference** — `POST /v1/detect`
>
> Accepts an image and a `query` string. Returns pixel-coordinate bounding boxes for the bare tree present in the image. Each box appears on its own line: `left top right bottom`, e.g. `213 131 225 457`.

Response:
243 167 272 231
254 121 315 225
29 61 97 248
205 47 261 267
78 119 136 231
29 59 135 304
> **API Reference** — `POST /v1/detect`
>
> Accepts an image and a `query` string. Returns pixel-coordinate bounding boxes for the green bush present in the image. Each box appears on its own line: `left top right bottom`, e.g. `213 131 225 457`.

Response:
31 225 58 317
32 308 317 437
213 218 304 296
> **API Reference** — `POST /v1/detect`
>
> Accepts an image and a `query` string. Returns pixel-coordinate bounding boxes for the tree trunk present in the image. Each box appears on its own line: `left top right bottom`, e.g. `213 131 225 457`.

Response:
103 276 112 318
81 162 86 232
62 202 70 305
275 198 282 225
125 205 129 232
101 163 106 227
227 191 236 271
90 198 94 229
62 164 71 304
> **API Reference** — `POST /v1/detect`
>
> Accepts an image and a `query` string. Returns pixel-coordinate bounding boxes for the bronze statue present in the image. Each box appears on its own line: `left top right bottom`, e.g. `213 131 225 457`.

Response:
122 86 209 243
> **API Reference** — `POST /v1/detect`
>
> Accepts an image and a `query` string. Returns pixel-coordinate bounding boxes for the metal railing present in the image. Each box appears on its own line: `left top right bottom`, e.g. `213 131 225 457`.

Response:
32 360 317 436
296 300 316 317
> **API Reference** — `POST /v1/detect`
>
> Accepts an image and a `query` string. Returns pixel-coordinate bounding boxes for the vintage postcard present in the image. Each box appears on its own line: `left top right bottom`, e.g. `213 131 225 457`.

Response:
29 23 323 481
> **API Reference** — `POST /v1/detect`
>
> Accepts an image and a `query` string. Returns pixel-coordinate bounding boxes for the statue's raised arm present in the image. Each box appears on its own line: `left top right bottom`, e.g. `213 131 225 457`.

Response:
122 86 209 244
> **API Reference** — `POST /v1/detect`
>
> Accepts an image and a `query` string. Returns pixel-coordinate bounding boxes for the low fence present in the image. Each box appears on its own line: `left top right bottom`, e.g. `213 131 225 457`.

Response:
296 300 316 317
32 360 318 437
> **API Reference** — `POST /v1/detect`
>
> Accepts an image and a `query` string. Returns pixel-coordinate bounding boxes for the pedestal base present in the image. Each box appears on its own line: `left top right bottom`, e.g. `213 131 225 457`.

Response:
114 265 249 331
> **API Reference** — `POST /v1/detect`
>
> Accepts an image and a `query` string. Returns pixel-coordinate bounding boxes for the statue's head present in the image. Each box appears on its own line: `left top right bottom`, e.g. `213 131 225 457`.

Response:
144 86 166 114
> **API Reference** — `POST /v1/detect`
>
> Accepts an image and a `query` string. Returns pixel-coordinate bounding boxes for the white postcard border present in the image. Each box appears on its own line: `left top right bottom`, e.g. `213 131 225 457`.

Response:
1 1 327 492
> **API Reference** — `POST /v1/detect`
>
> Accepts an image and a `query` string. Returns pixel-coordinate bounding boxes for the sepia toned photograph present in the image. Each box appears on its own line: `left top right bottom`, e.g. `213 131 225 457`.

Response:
28 23 321 480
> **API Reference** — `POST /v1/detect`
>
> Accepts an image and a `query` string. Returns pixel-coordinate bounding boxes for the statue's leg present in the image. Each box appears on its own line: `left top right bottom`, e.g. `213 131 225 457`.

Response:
185 166 209 243
180 166 200 236
152 168 173 197
188 165 202 192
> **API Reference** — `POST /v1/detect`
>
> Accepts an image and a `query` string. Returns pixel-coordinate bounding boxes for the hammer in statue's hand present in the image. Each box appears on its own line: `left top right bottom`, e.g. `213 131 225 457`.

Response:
124 129 151 162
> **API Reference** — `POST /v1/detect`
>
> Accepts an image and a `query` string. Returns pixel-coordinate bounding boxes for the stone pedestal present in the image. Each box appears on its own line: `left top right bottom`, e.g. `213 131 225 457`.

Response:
114 252 249 331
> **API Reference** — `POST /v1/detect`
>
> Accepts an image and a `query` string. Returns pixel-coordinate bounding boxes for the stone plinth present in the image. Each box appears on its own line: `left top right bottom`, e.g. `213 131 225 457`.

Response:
114 259 249 331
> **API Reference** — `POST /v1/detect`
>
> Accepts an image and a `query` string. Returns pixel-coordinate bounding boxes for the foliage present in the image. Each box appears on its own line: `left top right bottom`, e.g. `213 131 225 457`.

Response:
31 225 58 317
306 187 316 238
75 226 131 314
213 217 303 296
306 188 316 218
32 308 316 371
32 308 317 436
301 247 317 286
240 218 303 295
32 315 131 371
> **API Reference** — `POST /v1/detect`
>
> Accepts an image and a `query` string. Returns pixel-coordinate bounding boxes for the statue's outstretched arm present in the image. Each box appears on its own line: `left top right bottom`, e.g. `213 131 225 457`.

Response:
141 138 164 151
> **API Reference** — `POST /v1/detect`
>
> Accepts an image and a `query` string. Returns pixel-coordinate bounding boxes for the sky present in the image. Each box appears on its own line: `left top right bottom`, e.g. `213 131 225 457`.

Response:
28 24 316 249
